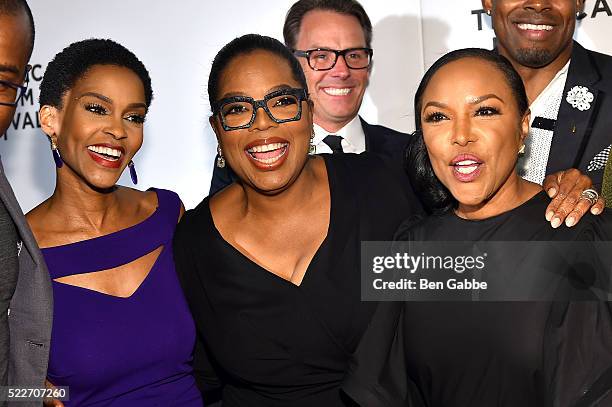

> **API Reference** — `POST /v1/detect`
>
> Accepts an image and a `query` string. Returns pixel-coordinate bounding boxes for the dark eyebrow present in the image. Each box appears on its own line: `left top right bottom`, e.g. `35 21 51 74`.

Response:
220 84 295 99
77 92 112 104
77 92 146 110
468 94 505 105
423 94 505 110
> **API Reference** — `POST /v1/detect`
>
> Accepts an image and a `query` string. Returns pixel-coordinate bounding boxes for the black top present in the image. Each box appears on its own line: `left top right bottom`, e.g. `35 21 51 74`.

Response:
174 153 422 406
344 192 612 407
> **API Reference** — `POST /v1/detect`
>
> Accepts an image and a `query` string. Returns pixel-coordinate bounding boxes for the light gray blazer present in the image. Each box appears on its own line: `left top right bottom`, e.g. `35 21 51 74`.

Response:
0 162 52 407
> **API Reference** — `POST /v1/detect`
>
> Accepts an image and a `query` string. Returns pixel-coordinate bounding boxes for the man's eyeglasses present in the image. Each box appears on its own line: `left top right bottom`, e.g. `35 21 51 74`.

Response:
0 65 31 107
293 48 373 71
212 88 308 131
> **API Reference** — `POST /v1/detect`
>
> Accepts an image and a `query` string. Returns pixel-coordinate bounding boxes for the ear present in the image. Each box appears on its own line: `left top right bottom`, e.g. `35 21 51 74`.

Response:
520 108 531 144
209 115 222 144
39 105 60 141
576 0 585 13
482 0 493 13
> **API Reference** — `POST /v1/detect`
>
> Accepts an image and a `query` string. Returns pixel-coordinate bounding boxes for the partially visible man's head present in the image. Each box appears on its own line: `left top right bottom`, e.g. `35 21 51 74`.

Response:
0 0 35 135
483 0 584 68
284 0 372 132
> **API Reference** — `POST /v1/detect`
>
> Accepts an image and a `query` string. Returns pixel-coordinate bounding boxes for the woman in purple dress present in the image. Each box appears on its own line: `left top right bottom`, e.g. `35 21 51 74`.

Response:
26 39 202 406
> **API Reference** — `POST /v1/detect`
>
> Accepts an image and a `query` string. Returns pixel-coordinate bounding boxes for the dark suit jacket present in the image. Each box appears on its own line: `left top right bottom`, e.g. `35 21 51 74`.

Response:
0 161 52 406
208 116 411 195
547 41 612 190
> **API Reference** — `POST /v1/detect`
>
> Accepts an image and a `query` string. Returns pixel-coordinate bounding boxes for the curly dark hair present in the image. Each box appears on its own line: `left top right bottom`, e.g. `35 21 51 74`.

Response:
406 48 529 215
208 34 307 110
0 0 35 60
39 38 153 109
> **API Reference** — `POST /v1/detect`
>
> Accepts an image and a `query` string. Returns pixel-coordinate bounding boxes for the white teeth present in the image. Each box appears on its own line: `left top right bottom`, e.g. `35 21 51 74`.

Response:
456 160 478 166
456 165 478 175
518 23 553 31
250 147 288 165
247 142 287 153
323 87 351 96
87 145 122 159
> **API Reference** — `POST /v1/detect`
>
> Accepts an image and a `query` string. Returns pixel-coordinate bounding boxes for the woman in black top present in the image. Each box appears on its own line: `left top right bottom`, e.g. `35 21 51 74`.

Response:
172 34 421 406
344 49 612 406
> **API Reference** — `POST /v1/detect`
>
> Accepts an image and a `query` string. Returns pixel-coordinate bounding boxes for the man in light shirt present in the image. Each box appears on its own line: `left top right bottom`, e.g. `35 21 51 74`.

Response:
483 0 612 212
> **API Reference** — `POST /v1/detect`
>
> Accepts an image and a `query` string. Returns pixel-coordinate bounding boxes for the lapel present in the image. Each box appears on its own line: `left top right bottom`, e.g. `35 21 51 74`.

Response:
360 116 374 152
547 42 601 175
0 159 41 266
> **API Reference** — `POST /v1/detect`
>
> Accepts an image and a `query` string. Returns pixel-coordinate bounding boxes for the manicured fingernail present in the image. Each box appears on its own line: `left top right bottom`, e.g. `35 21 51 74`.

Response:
592 207 601 215
546 211 554 221
547 188 557 197
551 217 561 228
566 216 576 227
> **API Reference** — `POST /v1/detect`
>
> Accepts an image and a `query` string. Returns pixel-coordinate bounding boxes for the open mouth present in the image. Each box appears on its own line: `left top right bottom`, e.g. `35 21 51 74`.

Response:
246 142 289 166
451 155 483 182
323 87 352 96
87 145 123 162
517 23 554 32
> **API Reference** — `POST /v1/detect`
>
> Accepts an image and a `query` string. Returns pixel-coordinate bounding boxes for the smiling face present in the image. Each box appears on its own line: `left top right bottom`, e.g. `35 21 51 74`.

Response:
40 65 147 190
210 50 312 195
294 9 369 132
0 12 30 136
484 0 582 68
419 57 529 211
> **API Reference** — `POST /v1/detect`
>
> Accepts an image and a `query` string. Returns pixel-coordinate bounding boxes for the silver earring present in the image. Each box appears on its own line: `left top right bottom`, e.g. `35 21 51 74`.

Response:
309 130 315 154
216 145 226 168
486 9 491 16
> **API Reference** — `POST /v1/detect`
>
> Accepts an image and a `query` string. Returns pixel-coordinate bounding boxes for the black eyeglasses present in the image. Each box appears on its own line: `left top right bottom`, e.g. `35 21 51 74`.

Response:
212 88 308 131
293 48 373 71
0 65 31 107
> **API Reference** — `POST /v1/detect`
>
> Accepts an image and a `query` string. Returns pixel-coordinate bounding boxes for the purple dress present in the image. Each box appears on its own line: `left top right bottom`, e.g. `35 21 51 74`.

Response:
42 189 202 406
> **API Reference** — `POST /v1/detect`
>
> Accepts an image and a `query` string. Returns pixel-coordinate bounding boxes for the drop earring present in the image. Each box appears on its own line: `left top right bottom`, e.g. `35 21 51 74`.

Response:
128 160 138 184
518 144 526 155
309 130 316 154
51 138 63 168
216 145 226 168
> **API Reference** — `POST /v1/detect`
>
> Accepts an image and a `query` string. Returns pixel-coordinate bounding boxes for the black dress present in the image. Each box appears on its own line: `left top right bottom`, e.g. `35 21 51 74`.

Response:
344 191 612 407
173 153 422 406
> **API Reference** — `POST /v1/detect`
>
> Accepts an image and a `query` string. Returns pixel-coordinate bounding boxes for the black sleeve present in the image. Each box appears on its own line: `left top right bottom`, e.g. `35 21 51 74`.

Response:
342 302 425 407
173 214 224 400
209 155 237 195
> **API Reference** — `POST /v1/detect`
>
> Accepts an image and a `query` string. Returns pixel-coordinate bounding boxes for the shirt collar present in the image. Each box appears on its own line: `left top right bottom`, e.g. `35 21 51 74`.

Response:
312 115 366 153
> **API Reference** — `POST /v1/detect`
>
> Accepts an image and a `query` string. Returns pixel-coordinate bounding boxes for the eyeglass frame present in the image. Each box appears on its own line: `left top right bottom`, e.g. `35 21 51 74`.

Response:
0 65 31 107
212 87 309 131
292 48 373 71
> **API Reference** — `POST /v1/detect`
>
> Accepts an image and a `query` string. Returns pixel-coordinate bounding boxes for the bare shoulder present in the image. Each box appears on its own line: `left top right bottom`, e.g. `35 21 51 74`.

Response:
116 186 158 216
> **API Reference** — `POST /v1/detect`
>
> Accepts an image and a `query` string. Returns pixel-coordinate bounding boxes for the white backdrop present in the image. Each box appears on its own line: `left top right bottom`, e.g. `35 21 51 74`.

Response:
2 0 611 211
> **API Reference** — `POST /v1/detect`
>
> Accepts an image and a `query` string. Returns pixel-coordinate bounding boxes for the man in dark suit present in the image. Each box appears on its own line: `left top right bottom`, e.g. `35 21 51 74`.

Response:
209 0 409 195
0 1 52 404
483 0 612 201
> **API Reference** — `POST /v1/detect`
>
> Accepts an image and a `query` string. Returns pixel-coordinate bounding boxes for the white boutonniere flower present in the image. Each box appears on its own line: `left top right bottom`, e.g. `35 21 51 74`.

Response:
566 86 594 111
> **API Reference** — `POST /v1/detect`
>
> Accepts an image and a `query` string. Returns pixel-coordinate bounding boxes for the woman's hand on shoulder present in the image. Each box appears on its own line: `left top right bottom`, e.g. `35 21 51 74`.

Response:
543 169 605 228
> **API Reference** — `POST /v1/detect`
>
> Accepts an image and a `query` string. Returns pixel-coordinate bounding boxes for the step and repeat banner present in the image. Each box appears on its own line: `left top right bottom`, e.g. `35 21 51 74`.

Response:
2 0 611 211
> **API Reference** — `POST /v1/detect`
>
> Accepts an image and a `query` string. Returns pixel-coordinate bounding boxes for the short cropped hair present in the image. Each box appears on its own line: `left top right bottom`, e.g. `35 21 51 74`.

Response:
406 48 529 215
39 38 153 109
208 34 307 109
0 0 35 60
283 0 372 49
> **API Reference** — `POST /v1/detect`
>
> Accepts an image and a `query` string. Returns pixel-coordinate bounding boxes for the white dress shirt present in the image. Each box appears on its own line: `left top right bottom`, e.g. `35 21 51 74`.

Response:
311 115 366 154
